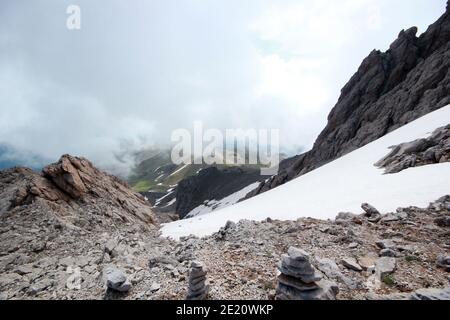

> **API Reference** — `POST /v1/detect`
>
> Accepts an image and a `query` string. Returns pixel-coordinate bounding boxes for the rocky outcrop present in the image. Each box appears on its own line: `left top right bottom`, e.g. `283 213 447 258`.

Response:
375 124 450 173
176 166 265 219
1 155 156 225
247 2 450 198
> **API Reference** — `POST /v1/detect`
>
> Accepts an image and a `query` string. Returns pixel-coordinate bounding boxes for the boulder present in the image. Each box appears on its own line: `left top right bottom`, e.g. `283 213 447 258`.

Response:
103 267 131 293
341 258 363 272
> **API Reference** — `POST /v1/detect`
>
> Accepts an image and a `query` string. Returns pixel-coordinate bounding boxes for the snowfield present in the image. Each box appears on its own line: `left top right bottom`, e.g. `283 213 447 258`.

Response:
161 105 450 240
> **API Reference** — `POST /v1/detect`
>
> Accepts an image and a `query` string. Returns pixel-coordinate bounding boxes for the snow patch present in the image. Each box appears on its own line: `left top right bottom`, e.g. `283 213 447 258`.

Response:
185 182 261 218
161 105 450 240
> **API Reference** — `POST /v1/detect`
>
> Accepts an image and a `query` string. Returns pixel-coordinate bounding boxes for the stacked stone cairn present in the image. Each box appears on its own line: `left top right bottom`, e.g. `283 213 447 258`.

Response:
186 261 209 300
276 247 338 300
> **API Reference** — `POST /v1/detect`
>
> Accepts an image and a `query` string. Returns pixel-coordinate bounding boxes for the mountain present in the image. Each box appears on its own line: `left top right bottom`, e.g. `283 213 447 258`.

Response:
128 148 268 221
0 155 156 225
175 166 265 219
246 2 450 198
161 104 450 239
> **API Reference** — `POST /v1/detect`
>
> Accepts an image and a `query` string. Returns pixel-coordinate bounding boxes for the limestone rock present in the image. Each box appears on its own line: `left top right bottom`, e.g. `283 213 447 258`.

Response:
341 258 363 272
375 257 397 280
103 267 131 293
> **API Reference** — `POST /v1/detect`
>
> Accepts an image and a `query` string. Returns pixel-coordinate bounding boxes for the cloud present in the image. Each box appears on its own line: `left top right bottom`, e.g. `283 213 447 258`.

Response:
0 0 446 174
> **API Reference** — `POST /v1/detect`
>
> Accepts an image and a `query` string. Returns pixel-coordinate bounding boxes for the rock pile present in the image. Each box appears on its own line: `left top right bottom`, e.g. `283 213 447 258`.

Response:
276 247 338 300
186 261 209 300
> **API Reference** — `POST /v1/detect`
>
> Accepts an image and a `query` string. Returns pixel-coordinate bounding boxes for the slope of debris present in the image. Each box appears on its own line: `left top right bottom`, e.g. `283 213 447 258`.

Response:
3 192 448 300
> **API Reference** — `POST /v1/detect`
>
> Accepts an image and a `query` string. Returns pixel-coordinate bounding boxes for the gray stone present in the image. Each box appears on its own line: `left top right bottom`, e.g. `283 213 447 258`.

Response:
103 267 131 292
148 255 178 268
341 258 363 272
287 247 311 262
15 265 35 275
375 239 396 249
277 262 322 283
358 255 378 271
28 279 54 296
59 257 75 268
276 280 338 300
348 242 359 249
281 254 315 271
316 258 358 289
277 274 319 291
361 203 380 216
375 257 397 279
149 282 161 292
436 255 450 272
381 212 408 223
410 287 450 300
380 249 397 257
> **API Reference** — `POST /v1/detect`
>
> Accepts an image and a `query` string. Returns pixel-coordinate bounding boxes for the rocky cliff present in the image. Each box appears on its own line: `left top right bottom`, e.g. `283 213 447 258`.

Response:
0 154 157 226
176 166 265 219
248 1 450 197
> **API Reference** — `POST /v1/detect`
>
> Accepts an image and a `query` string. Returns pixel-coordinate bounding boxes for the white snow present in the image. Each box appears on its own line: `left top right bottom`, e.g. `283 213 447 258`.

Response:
161 105 450 240
185 182 261 218
154 188 176 207
168 164 189 177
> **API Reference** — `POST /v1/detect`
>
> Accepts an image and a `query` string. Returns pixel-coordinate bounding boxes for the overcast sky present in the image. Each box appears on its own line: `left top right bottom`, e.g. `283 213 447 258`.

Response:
0 0 446 174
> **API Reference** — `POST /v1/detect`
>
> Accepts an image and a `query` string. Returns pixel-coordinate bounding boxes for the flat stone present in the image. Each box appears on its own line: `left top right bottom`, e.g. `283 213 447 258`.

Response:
436 255 450 272
380 249 397 257
287 247 310 262
375 239 396 249
277 262 322 283
348 242 359 249
341 258 363 272
410 287 450 300
187 285 209 300
358 256 378 271
381 211 409 223
276 280 338 300
316 258 358 290
281 254 315 271
149 282 161 292
277 274 319 291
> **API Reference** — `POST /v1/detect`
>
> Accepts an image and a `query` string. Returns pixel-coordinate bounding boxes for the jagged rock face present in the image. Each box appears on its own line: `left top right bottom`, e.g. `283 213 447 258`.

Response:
176 166 265 219
248 2 450 197
1 155 156 225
